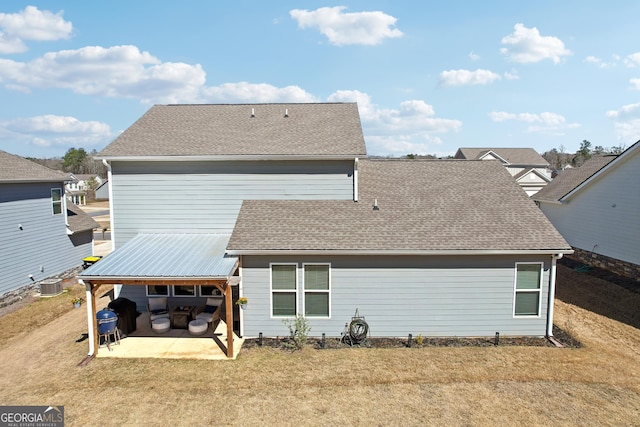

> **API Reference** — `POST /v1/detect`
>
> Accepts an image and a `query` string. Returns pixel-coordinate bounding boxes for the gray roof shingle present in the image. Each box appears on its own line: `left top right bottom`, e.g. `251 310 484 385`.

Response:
67 203 100 233
455 147 549 166
99 103 367 158
532 156 618 202
228 159 571 253
0 150 70 182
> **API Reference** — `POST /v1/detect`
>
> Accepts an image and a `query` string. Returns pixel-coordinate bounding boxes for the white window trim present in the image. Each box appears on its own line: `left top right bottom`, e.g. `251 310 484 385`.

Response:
172 285 196 298
51 188 62 215
302 263 331 318
146 285 169 297
513 262 543 318
270 263 298 318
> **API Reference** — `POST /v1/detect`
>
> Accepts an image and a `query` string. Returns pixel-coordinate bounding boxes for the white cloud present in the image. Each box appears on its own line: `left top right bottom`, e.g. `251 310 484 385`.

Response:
624 52 640 67
201 82 317 103
490 110 579 134
0 45 206 103
605 102 640 119
611 119 640 144
500 23 571 64
469 51 480 61
585 55 616 69
630 78 640 90
328 90 461 155
0 6 72 54
606 104 640 143
439 69 501 87
503 70 519 80
0 43 323 104
0 115 113 149
289 6 403 46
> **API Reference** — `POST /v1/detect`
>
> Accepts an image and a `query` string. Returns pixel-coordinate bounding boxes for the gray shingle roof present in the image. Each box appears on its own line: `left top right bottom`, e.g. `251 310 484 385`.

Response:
532 156 617 202
0 150 70 182
455 147 549 166
67 203 100 233
99 103 367 158
228 159 571 253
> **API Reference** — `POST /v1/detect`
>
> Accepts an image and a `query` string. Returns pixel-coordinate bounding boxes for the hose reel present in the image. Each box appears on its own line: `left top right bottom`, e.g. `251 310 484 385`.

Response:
341 308 369 346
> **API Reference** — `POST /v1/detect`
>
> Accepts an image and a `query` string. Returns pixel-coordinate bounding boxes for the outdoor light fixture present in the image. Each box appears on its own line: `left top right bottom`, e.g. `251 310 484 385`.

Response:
29 274 34 281
18 224 23 230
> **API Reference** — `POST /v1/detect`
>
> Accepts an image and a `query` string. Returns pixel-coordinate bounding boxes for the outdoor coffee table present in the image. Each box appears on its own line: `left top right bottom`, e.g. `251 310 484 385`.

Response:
170 306 194 329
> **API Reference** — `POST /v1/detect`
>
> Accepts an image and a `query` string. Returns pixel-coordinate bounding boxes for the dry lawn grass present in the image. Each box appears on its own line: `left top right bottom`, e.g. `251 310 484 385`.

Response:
0 265 638 426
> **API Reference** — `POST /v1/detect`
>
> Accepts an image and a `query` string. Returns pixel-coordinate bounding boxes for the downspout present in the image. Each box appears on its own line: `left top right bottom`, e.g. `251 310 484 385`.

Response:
79 279 95 358
102 159 115 252
546 253 563 337
62 185 69 228
353 157 359 202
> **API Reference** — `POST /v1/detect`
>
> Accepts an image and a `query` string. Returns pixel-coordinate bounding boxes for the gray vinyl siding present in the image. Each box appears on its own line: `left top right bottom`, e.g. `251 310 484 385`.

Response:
539 151 640 266
0 182 93 295
110 160 355 246
239 255 552 338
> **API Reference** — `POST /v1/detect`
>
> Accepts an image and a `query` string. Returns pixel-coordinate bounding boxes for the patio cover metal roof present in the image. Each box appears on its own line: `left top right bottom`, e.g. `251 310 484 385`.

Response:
79 233 237 281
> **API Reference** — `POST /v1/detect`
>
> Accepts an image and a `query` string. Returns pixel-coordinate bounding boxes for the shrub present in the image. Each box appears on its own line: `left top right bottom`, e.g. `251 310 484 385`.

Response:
283 315 311 350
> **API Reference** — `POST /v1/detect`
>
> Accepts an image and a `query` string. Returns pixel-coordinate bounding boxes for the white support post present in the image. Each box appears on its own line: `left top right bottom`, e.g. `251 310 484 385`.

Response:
80 279 95 357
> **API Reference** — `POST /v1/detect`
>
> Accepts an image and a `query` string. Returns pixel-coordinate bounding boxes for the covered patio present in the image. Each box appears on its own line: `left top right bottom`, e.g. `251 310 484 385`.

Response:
79 234 242 360
95 313 243 360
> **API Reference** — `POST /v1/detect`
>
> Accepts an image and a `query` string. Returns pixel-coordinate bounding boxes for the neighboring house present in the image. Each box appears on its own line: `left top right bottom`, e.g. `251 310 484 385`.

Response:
455 147 552 196
94 180 109 201
79 103 571 358
0 150 99 296
66 174 104 205
533 141 640 280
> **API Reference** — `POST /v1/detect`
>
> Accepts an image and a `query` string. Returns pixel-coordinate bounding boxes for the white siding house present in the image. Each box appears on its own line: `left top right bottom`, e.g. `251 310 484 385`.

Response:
533 141 640 279
455 148 552 196
66 174 104 205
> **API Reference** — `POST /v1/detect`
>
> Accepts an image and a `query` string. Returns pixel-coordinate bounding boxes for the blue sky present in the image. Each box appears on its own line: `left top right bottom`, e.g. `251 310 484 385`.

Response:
0 1 639 159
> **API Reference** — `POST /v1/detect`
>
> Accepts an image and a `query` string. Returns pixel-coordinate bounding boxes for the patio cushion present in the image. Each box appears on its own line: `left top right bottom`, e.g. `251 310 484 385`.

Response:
151 317 170 333
204 304 217 313
189 319 208 335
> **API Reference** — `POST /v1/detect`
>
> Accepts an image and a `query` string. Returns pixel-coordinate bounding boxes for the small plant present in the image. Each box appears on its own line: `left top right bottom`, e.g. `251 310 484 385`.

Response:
415 333 424 346
236 297 248 305
70 296 83 305
283 315 311 350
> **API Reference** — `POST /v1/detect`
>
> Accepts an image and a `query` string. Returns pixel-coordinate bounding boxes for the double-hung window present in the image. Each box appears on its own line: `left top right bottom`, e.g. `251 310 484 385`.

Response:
513 263 542 317
271 264 297 317
51 188 62 215
303 264 330 317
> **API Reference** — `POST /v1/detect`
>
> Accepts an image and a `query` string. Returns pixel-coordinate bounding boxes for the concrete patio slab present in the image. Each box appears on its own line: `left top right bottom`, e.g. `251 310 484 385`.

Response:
96 314 243 360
